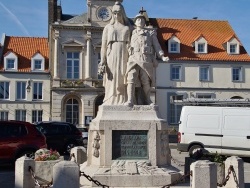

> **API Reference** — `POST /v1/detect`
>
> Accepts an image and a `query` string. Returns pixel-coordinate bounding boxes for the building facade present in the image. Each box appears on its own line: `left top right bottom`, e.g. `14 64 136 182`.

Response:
48 0 122 126
1 1 250 128
0 34 50 122
154 19 250 127
48 1 250 128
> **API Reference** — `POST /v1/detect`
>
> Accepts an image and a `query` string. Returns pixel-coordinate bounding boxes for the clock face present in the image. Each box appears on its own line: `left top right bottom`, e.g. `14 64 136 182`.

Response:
97 7 111 21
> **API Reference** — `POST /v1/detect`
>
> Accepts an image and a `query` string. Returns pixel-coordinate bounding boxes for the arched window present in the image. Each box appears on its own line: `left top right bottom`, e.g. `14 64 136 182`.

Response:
66 98 79 125
231 96 243 99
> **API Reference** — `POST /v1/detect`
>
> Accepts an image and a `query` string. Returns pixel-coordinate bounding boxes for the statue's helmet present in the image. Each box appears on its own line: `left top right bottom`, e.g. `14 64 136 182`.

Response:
134 13 146 22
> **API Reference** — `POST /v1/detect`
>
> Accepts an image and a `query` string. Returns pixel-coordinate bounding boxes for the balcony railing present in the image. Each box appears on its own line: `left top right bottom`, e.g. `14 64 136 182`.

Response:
60 79 103 88
60 80 85 88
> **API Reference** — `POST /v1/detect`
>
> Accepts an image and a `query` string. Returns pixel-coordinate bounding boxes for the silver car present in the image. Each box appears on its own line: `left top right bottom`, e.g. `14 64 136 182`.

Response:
77 127 88 148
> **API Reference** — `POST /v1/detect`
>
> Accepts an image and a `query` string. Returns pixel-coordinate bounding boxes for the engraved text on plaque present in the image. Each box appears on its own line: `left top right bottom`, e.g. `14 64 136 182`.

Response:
112 130 148 159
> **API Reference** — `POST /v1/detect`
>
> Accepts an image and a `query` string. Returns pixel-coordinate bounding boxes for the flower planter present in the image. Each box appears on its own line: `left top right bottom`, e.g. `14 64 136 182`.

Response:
35 157 63 184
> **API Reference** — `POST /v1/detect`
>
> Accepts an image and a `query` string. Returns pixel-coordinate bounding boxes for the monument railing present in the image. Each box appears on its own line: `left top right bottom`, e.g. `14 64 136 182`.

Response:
15 149 243 188
27 164 236 188
79 171 110 188
162 171 192 188
217 165 235 187
29 166 53 188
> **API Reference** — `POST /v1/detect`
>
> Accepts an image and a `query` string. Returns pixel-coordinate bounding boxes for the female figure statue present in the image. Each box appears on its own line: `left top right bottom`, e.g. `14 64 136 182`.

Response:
99 1 131 105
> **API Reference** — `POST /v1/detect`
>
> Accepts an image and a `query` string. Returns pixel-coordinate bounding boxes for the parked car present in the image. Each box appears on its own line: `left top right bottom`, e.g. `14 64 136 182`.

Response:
35 121 83 154
177 106 250 157
0 120 47 164
77 127 88 148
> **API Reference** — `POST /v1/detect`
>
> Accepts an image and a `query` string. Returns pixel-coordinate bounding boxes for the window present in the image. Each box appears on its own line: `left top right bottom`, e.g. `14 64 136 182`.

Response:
232 67 242 81
170 95 183 124
0 111 8 120
32 110 43 123
97 53 103 79
198 43 205 53
171 65 181 80
31 53 45 71
199 66 210 81
197 94 212 99
33 82 43 100
194 36 207 53
170 42 178 52
168 36 180 53
66 98 79 125
15 110 26 121
66 52 80 79
0 124 27 137
230 44 237 54
34 60 42 70
0 82 9 99
227 38 240 54
4 52 18 71
7 59 15 69
16 82 26 100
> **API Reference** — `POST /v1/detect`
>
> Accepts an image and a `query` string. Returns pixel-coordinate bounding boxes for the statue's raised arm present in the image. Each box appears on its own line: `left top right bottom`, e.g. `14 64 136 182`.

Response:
125 13 169 107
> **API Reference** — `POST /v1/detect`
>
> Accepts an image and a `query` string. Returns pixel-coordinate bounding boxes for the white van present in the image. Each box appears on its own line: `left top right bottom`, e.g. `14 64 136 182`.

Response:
177 106 250 157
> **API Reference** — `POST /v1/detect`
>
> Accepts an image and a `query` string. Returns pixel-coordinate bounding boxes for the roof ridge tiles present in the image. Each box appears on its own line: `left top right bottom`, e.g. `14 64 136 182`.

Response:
155 18 229 22
7 36 48 39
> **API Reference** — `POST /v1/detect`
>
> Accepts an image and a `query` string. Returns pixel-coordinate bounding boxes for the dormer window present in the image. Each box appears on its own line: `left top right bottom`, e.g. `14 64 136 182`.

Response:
7 59 15 69
168 36 180 53
198 43 205 53
34 60 42 70
170 42 178 52
31 53 45 71
4 52 18 71
226 37 240 54
194 35 207 54
230 44 237 54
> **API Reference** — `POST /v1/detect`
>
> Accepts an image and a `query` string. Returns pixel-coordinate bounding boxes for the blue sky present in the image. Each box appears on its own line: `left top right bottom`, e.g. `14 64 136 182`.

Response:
0 0 250 53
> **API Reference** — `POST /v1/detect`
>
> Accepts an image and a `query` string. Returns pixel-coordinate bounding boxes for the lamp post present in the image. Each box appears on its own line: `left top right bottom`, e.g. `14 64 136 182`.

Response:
26 80 31 92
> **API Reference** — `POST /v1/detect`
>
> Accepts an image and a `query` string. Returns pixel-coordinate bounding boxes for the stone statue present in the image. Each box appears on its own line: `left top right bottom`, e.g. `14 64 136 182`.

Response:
98 1 131 105
124 13 169 107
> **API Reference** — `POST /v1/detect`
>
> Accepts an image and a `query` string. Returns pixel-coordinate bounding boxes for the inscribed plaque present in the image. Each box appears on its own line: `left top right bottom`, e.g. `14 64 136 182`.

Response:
112 130 148 159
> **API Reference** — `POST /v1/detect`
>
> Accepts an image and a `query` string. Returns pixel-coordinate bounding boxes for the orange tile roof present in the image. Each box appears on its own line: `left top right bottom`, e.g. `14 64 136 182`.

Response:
151 19 250 62
0 36 49 72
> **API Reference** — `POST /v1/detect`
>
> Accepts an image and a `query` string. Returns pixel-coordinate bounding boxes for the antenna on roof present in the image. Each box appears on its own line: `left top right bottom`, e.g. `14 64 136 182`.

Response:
193 17 198 19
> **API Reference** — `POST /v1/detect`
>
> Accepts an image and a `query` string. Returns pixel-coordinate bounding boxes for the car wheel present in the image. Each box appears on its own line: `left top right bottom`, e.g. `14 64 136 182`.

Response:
83 138 88 148
65 142 76 154
17 149 36 159
189 145 203 157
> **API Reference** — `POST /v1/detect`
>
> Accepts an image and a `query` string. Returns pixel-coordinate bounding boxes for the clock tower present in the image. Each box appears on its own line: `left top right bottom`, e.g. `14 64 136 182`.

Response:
87 0 122 27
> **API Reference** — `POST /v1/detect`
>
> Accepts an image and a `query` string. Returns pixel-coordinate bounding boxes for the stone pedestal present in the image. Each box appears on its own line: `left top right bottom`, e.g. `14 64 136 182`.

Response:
80 105 181 187
190 160 217 188
35 157 63 185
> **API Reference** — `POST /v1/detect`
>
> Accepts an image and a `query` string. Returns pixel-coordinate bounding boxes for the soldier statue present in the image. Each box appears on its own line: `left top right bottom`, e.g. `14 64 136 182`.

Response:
124 13 169 106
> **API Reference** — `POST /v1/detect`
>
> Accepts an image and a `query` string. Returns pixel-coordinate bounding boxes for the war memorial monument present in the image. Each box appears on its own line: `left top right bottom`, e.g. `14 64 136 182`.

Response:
80 1 181 187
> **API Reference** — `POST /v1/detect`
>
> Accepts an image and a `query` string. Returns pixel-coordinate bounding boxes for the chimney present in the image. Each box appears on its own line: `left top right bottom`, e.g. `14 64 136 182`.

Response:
57 5 62 21
48 0 57 25
48 0 58 39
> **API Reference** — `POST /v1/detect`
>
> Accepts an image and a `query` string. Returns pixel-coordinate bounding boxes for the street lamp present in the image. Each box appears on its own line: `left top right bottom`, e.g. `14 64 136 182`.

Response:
26 80 31 92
